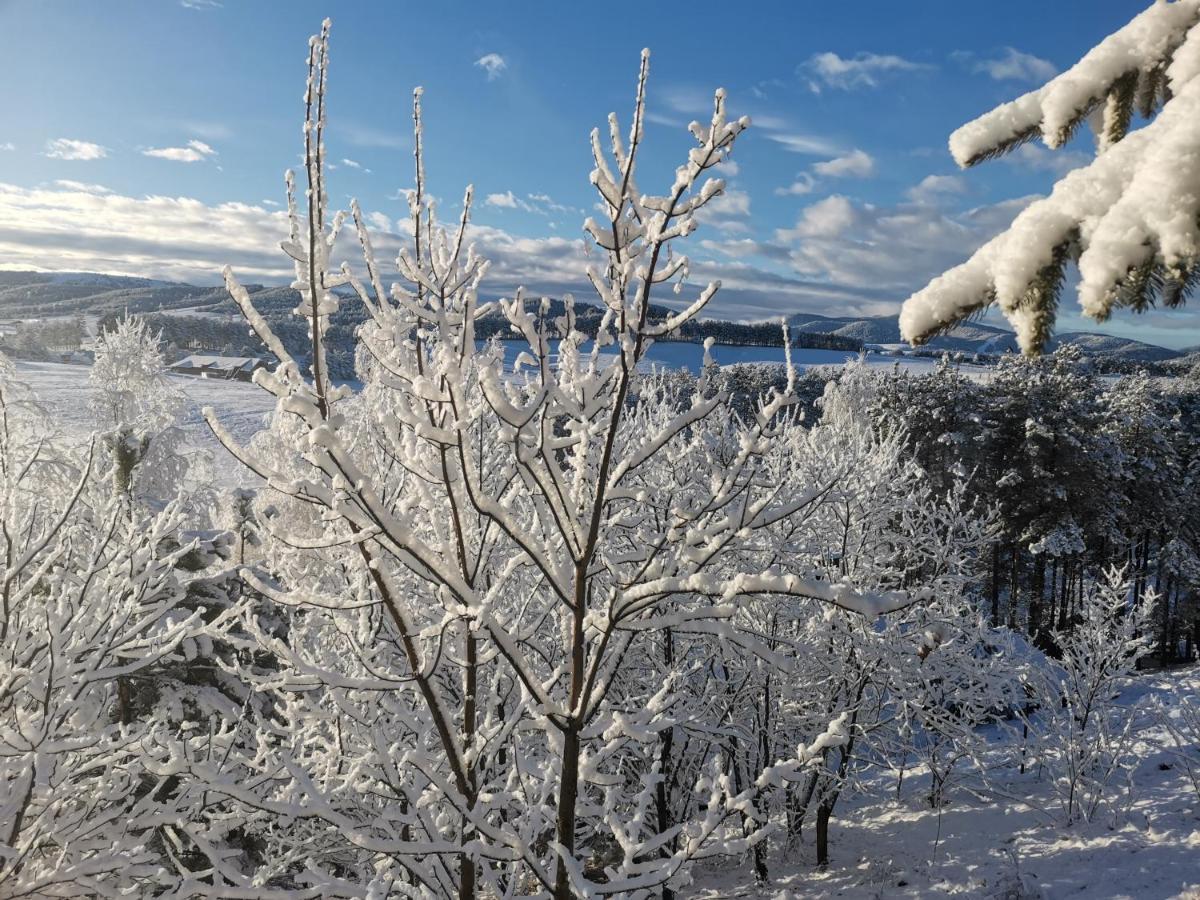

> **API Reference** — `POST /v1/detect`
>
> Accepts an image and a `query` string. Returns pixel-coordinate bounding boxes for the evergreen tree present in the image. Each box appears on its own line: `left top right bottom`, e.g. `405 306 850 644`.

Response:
901 0 1200 354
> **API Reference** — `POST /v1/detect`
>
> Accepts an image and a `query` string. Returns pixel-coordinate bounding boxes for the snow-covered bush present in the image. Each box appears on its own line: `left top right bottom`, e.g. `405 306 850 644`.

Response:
1026 567 1154 825
0 355 222 898
1156 691 1200 803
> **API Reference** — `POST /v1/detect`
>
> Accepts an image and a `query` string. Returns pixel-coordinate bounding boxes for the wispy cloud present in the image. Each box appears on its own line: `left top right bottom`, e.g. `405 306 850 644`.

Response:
485 190 581 217
775 189 1037 292
0 179 1060 326
44 139 108 161
812 149 875 178
956 47 1056 82
475 53 507 81
180 120 232 141
180 0 222 10
339 158 371 174
804 51 929 91
142 139 217 163
694 188 752 235
0 143 14 152
775 149 874 197
762 131 844 156
52 180 112 195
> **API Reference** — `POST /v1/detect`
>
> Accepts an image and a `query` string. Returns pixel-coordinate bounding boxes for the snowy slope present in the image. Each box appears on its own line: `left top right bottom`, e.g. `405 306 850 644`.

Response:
14 360 276 487
694 666 1200 900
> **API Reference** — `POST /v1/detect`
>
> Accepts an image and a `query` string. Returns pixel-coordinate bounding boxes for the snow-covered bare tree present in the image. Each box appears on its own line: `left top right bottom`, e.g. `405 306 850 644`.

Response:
901 0 1200 354
198 22 931 899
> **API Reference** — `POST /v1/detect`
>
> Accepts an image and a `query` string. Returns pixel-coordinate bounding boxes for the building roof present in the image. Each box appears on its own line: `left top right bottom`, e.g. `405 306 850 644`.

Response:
170 355 266 373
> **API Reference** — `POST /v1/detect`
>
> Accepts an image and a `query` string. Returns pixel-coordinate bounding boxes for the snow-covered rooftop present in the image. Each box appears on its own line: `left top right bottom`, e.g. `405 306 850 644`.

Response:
170 354 265 372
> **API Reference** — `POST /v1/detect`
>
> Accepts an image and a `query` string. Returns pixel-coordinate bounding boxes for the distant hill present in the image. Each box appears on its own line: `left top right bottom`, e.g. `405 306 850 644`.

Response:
786 311 1183 362
0 270 1183 363
0 271 230 319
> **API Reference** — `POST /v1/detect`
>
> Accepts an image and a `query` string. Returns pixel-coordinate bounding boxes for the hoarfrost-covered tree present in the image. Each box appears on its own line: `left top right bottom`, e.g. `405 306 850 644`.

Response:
1025 567 1155 825
0 355 221 898
198 22 932 899
900 0 1200 354
89 314 189 503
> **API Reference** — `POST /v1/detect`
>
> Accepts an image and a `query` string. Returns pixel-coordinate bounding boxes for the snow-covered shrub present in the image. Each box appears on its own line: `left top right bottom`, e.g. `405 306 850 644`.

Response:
0 355 221 898
1026 567 1154 825
1156 691 1200 803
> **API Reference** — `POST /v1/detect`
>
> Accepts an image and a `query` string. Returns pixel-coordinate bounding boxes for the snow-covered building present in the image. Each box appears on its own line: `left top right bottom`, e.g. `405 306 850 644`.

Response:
169 354 268 382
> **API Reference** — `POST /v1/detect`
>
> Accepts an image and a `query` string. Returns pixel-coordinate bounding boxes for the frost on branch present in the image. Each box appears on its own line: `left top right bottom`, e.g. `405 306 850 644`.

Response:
901 0 1200 355
200 22 935 899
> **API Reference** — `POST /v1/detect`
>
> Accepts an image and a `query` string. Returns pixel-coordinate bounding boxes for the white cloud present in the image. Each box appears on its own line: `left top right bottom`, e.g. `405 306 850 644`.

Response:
486 190 520 209
967 47 1057 82
812 149 875 178
180 0 221 8
775 148 873 197
805 51 928 90
0 178 1047 327
485 190 581 217
340 158 371 174
775 175 816 197
475 53 507 81
142 139 217 163
906 174 967 205
0 143 13 152
695 188 752 234
776 188 1038 292
44 139 108 161
781 195 860 240
52 180 112 195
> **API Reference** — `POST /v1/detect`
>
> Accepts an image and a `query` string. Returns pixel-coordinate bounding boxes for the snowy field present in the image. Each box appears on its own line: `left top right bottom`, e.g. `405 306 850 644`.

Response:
15 360 276 486
694 667 1200 900
15 351 986 485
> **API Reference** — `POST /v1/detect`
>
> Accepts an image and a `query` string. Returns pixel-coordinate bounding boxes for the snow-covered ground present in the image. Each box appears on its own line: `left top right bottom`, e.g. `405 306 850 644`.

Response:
15 360 276 486
16 352 990 483
694 667 1200 900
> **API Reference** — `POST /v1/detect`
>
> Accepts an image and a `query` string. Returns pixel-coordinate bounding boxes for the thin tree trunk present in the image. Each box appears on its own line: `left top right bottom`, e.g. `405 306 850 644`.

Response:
553 566 588 900
991 541 1001 625
656 630 677 900
459 632 478 900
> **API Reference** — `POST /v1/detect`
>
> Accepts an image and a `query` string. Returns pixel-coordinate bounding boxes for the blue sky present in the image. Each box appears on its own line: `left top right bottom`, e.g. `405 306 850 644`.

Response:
1 0 1196 348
